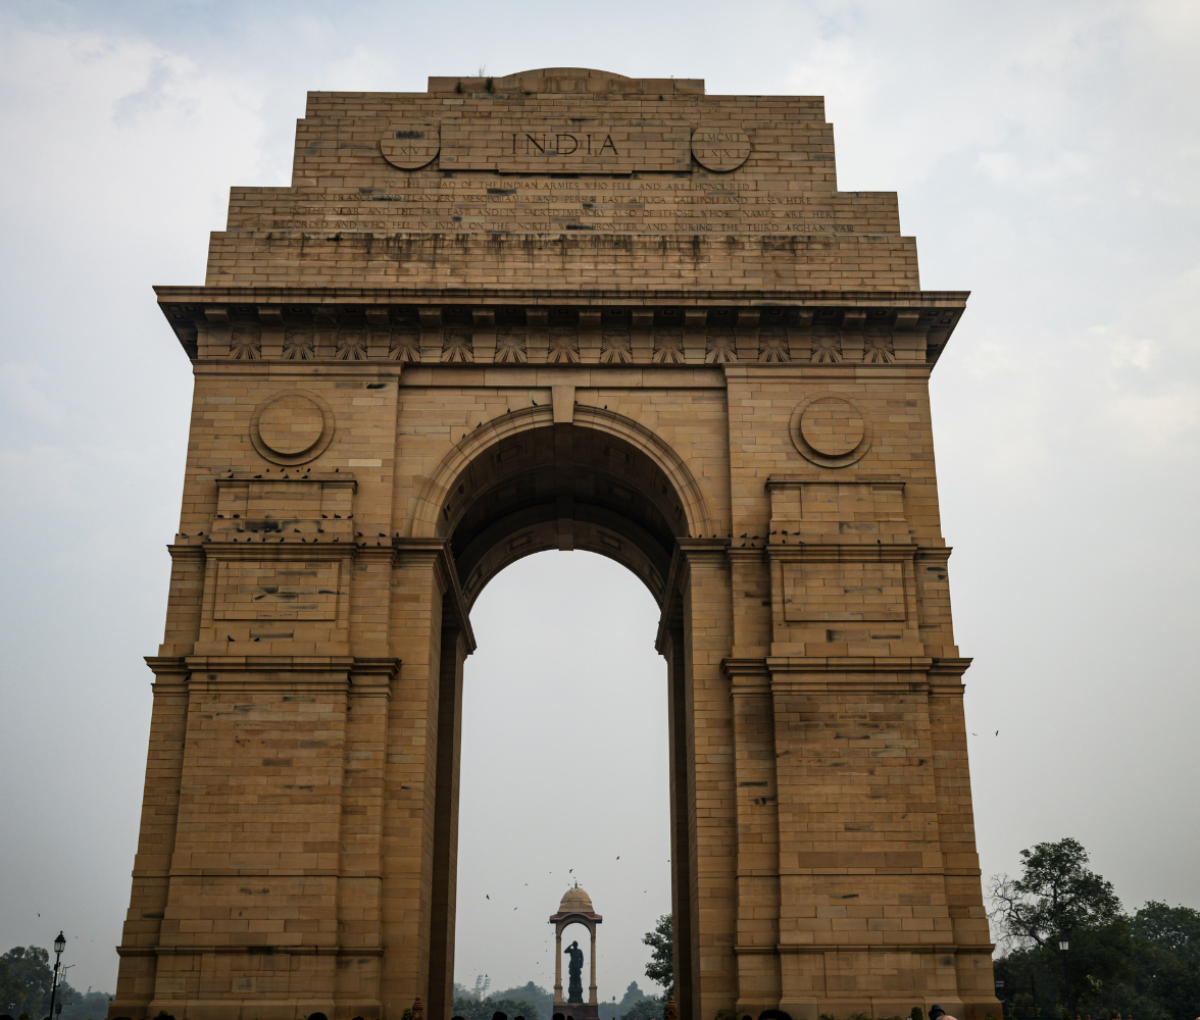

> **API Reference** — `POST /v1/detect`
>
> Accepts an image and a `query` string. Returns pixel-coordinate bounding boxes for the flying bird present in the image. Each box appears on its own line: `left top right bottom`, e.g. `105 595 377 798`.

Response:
486 895 490 899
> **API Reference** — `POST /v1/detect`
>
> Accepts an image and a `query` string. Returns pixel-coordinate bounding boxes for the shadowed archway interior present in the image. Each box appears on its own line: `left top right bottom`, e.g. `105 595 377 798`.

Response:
444 420 692 610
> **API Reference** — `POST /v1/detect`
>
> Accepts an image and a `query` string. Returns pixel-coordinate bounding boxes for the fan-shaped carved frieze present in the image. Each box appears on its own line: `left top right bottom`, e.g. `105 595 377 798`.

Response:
809 326 844 363
862 327 896 363
705 326 737 363
283 321 314 360
494 326 528 364
441 328 474 363
652 326 685 364
758 323 790 363
389 325 421 362
229 321 261 360
547 326 580 364
600 328 632 364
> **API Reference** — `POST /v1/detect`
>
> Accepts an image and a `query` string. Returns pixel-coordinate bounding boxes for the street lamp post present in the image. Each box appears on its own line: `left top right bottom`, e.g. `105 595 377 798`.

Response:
48 933 65 1020
1058 935 1072 1015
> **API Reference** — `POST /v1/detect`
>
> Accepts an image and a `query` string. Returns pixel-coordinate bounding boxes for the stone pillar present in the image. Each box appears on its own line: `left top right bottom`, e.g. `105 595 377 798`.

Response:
554 925 564 1005
674 541 737 1020
725 658 781 1018
381 541 473 1018
427 608 471 1020
108 656 189 1020
588 924 597 1005
336 657 402 1018
661 624 694 1020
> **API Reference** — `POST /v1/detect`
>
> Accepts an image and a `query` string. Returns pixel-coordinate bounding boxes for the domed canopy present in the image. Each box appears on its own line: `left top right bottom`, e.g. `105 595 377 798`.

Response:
558 884 595 913
549 883 602 925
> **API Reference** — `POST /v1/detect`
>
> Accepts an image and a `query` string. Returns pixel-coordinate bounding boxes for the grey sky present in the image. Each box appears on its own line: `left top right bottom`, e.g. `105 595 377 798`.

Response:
1 0 1197 999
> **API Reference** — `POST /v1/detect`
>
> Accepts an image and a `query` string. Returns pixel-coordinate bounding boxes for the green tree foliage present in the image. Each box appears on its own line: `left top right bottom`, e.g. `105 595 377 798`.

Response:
1 947 52 1018
1130 901 1200 962
618 997 663 1020
991 838 1125 948
990 840 1200 1020
600 981 652 1020
642 915 672 995
1124 902 1200 1020
492 983 552 1020
0 947 112 1020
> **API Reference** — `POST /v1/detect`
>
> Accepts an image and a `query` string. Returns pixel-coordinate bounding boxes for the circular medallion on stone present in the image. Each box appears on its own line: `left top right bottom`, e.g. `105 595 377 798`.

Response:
790 395 871 467
259 394 324 455
380 123 440 170
801 397 864 455
250 390 336 466
691 123 751 172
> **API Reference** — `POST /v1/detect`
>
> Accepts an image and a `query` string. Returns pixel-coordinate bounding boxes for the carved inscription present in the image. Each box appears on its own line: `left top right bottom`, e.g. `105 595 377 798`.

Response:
380 123 440 170
268 178 862 235
511 131 619 157
691 123 752 172
440 121 692 172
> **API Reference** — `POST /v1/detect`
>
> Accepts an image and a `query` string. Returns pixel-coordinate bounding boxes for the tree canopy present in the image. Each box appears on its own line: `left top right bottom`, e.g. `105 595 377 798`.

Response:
618 996 664 1020
642 915 672 995
990 838 1200 1020
0 946 111 1020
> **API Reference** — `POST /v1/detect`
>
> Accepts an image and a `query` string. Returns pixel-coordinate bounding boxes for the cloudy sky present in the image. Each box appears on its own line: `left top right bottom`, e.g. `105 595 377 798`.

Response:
1 0 1198 1001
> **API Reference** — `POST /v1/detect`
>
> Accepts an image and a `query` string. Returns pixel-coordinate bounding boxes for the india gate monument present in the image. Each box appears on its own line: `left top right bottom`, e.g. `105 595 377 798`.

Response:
109 68 998 1020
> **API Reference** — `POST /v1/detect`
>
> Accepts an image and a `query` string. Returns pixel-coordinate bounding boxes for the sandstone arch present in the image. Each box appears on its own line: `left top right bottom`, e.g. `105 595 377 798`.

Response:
110 69 997 1020
411 403 717 607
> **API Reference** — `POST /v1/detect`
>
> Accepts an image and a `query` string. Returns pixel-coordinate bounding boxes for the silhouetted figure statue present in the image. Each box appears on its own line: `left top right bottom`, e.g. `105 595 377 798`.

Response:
565 939 585 1003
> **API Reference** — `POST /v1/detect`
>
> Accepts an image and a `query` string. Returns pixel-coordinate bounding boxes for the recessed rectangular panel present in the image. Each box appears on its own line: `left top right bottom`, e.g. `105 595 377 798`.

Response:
213 560 340 620
783 561 906 622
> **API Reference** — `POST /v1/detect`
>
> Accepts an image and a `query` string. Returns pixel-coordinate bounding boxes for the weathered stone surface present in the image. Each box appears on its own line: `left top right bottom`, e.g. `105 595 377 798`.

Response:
112 67 997 1020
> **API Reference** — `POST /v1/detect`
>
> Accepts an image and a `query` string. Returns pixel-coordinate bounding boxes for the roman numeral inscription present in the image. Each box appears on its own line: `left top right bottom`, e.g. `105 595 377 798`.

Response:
439 121 694 172
691 122 752 172
380 122 441 169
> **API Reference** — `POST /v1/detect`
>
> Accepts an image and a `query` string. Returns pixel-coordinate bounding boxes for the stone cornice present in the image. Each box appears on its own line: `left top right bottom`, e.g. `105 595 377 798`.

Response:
157 284 970 306
157 285 965 368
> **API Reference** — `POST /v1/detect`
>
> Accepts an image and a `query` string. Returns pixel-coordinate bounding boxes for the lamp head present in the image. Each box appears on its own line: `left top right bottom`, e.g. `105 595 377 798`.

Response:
54 932 66 955
1059 938 1069 951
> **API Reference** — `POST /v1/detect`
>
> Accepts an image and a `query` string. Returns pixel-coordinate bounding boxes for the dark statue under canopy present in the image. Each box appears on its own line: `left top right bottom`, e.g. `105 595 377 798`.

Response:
564 940 584 1004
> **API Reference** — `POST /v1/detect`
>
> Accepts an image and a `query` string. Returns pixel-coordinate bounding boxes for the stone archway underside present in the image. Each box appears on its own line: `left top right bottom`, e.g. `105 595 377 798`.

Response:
109 67 999 1020
432 407 710 609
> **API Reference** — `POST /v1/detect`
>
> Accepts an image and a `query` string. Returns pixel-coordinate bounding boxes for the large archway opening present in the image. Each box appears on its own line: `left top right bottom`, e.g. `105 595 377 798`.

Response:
418 411 708 1020
452 551 670 1014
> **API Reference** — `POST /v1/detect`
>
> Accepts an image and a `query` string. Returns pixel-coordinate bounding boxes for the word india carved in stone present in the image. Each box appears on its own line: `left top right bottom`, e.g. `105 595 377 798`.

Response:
438 121 693 172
